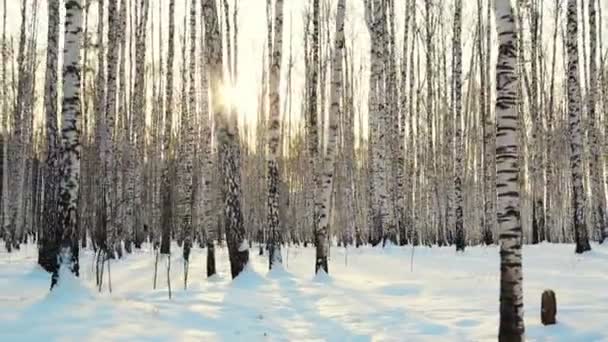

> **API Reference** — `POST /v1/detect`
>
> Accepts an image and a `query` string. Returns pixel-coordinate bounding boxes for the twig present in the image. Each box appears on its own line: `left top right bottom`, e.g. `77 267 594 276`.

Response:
153 249 159 290
410 244 415 272
167 253 172 300
108 257 112 293
184 259 189 290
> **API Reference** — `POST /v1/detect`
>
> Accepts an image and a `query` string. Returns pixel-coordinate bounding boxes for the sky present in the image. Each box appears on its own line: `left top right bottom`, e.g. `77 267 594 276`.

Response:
2 0 608 143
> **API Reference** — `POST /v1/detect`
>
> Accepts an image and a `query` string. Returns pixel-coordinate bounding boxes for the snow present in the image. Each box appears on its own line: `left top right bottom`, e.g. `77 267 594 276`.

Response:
1 242 607 341
238 239 249 252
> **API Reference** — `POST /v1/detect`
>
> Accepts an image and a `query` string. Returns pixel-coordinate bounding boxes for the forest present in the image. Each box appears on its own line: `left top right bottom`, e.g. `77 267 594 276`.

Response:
0 0 607 341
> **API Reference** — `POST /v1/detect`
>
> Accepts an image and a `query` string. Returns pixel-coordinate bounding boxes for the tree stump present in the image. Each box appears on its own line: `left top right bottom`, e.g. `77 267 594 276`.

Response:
541 289 557 325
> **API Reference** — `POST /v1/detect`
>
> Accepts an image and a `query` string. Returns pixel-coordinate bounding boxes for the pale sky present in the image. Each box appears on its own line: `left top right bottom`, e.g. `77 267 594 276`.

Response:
3 0 608 143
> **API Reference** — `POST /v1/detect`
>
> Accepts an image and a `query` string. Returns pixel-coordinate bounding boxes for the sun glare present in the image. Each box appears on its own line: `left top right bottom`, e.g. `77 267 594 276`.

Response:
218 83 256 125
219 83 240 111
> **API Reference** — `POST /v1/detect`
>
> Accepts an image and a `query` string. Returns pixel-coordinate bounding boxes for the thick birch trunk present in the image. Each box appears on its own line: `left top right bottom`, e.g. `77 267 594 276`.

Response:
494 0 525 339
54 0 84 288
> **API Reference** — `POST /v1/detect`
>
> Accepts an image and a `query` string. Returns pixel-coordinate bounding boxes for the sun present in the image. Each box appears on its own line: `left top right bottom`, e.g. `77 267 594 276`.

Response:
218 82 256 125
219 83 240 111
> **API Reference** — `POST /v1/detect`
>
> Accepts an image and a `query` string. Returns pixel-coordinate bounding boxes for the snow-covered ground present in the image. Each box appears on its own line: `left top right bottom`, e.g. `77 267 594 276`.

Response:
0 242 607 341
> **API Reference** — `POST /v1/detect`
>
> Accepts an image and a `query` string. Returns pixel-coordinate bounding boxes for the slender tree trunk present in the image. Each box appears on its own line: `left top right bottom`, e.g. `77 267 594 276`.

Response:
94 0 107 253
308 0 320 252
267 0 284 269
398 0 411 246
546 0 561 243
0 0 7 238
177 0 196 271
453 0 465 252
39 0 60 273
530 0 545 244
314 0 345 274
567 0 592 253
103 0 120 257
478 0 493 245
131 0 149 249
198 5 216 275
160 0 176 256
588 0 606 242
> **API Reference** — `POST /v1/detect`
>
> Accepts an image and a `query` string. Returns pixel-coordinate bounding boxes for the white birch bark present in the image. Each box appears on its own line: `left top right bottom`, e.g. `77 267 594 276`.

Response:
160 0 176 255
494 0 524 339
103 0 119 255
453 0 465 251
315 0 345 274
566 0 591 253
129 0 149 248
398 0 411 245
364 0 391 246
588 0 606 242
178 0 197 264
198 16 216 276
267 0 284 269
203 0 249 279
55 0 84 286
308 0 320 250
39 0 60 272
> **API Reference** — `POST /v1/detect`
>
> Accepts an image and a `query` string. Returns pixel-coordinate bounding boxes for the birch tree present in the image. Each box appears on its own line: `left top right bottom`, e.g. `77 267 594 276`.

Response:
453 0 465 251
203 0 249 279
267 0 284 269
40 0 60 273
54 0 84 288
93 0 106 252
314 0 345 274
177 0 197 283
494 0 524 339
308 0 320 251
566 0 591 254
129 0 150 249
588 0 606 242
104 0 119 256
160 0 176 257
397 0 411 245
364 0 392 246
198 1 216 276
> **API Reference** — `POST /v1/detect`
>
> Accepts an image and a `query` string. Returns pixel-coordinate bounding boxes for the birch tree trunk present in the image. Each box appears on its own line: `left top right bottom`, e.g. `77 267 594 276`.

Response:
364 0 391 246
308 0 320 251
198 13 216 276
0 0 6 240
203 0 249 279
314 0 345 274
494 0 524 339
566 0 591 254
160 0 176 256
453 0 465 251
130 0 149 249
398 0 411 246
267 0 284 269
177 0 197 269
587 0 606 242
39 0 60 273
104 0 119 256
5 1 27 252
478 0 494 245
94 0 106 251
54 0 84 288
